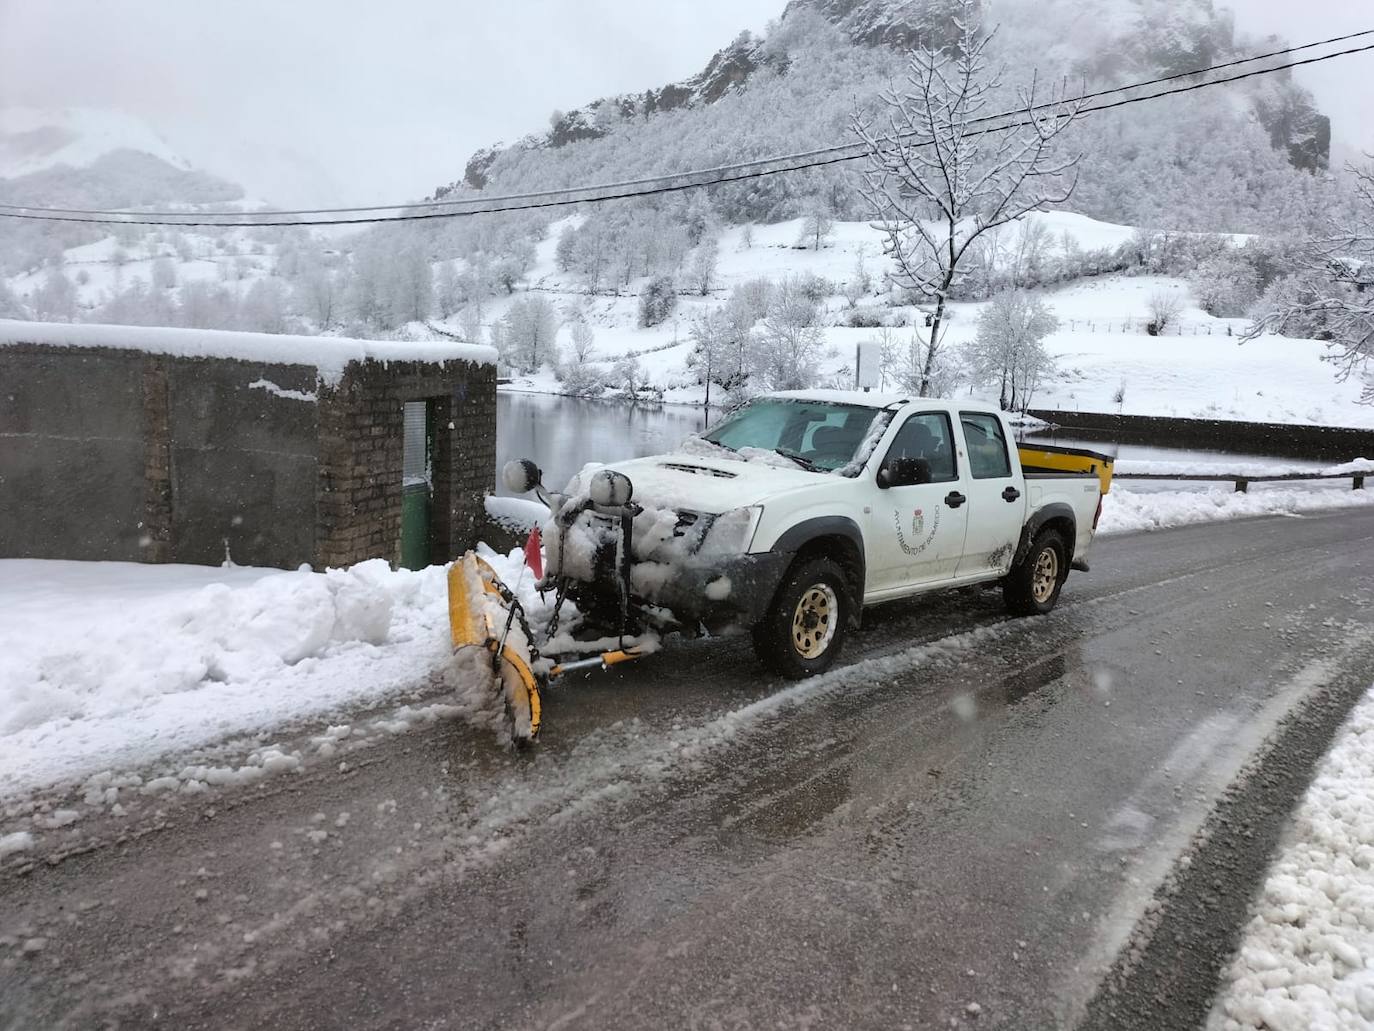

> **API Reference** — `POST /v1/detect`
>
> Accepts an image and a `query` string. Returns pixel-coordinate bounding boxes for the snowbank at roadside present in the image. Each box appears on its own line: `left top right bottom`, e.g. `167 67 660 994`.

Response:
0 547 548 804
1098 483 1374 536
1209 685 1374 1030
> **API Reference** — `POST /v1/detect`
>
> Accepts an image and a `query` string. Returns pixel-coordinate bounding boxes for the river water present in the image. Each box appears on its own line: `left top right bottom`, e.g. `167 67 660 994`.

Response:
494 391 1327 496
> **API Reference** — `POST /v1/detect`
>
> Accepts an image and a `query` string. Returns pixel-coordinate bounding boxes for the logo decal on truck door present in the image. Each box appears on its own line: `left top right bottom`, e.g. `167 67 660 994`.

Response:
893 505 940 556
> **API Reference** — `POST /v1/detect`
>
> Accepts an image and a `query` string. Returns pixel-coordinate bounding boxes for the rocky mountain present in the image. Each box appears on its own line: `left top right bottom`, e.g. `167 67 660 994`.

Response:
436 0 1330 203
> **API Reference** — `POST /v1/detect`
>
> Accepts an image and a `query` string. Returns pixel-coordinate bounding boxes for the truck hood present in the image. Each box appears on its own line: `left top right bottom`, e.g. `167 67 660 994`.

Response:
600 452 824 514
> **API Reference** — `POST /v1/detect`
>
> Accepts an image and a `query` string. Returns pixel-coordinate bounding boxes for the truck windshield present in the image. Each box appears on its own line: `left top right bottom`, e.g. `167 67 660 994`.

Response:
701 399 883 474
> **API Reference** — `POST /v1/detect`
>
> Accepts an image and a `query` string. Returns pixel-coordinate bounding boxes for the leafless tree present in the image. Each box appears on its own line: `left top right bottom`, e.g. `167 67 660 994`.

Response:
1247 164 1374 404
1146 290 1184 336
852 0 1081 395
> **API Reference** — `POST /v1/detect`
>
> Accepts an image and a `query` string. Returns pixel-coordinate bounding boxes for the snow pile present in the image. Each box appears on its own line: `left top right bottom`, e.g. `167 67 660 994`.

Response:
0 560 432 799
484 495 548 533
1210 685 1374 1031
1097 483 1374 536
0 319 497 385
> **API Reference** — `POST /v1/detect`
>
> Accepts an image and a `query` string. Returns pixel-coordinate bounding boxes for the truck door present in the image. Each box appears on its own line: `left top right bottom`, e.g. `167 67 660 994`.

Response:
865 410 970 594
954 411 1023 577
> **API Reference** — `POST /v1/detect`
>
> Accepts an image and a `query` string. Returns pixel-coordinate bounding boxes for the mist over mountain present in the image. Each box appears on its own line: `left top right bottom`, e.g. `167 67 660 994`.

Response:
437 0 1331 233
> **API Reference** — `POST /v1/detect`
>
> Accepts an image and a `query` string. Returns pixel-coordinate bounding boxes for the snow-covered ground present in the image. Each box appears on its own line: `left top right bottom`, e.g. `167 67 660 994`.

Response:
0 547 548 808
3 482 1370 814
478 211 1374 429
1210 684 1374 1030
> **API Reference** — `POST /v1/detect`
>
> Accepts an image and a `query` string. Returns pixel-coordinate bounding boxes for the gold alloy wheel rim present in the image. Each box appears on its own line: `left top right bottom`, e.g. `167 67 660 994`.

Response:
792 583 838 659
1032 547 1059 603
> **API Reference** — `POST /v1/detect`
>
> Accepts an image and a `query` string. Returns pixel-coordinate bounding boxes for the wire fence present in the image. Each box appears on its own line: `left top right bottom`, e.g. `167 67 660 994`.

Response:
1061 317 1239 337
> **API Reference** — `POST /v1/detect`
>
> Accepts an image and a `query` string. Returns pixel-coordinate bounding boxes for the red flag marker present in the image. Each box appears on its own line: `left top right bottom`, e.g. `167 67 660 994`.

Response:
524 525 543 579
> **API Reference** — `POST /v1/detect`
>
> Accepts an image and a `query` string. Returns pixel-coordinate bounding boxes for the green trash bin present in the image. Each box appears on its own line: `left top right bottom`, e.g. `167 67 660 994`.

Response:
400 400 433 570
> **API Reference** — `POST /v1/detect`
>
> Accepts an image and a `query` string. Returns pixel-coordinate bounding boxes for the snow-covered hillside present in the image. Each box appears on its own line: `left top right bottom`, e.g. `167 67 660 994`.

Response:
433 210 1374 429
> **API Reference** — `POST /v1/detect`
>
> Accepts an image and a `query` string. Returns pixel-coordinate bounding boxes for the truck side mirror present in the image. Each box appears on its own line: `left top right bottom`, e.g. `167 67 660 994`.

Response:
877 456 932 489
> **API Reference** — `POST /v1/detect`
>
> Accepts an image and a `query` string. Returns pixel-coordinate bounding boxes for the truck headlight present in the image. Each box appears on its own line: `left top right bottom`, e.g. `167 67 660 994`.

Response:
699 505 764 556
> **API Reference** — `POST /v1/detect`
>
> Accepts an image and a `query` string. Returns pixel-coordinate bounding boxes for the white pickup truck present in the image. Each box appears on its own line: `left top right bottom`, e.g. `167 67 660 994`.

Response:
510 390 1111 679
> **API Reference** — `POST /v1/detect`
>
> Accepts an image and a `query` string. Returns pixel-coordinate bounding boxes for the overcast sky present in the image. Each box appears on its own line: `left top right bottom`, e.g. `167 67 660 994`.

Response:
0 0 1370 206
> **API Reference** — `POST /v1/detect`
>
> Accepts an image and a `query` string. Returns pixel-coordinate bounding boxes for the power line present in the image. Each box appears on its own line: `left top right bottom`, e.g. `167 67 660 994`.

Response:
4 36 1372 229
6 27 1372 223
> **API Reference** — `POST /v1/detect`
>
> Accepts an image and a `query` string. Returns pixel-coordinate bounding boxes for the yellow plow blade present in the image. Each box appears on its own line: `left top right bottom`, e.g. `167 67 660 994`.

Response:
447 552 541 743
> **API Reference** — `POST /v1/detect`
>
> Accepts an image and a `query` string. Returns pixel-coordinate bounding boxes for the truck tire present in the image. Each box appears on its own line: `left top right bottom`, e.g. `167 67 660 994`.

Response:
1003 529 1068 616
752 556 851 678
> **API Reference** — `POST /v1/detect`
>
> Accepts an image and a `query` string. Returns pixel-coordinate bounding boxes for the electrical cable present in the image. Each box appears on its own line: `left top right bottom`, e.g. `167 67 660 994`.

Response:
2 35 1370 228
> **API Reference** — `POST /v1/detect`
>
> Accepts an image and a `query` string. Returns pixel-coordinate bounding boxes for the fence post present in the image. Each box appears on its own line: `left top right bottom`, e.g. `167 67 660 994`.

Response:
1235 478 1249 493
1356 474 1366 491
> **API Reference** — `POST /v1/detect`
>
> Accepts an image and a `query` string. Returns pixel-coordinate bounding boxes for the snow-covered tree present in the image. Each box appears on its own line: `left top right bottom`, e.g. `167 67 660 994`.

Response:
568 316 596 363
750 276 826 391
503 295 560 373
688 234 719 297
388 238 434 324
797 201 834 251
879 326 963 398
1247 164 1374 404
435 260 462 318
852 0 1081 394
611 354 646 398
241 278 289 334
150 256 177 291
966 290 1058 410
638 274 677 327
30 269 77 321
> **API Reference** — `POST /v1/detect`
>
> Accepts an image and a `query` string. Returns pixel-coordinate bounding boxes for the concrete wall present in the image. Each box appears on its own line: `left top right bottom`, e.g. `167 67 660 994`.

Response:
1027 409 1374 461
0 347 147 561
162 358 318 567
1 344 318 567
2 341 497 569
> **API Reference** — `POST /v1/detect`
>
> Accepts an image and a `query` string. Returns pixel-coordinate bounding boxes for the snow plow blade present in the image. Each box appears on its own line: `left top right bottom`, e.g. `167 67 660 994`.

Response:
447 553 542 744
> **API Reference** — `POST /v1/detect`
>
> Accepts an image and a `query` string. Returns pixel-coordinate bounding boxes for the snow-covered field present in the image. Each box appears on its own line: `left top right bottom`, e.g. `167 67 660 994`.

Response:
3 484 1371 814
478 212 1374 429
1210 684 1374 1030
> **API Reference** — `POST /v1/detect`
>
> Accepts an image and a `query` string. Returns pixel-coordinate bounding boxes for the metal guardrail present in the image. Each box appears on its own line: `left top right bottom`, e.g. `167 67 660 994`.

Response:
1115 471 1367 493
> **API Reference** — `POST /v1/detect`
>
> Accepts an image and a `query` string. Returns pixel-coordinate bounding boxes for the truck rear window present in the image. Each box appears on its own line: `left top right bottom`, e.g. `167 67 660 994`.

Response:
960 412 1012 479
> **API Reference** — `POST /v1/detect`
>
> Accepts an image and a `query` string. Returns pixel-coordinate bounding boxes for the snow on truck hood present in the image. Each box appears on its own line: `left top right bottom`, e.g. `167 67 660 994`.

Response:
601 452 822 513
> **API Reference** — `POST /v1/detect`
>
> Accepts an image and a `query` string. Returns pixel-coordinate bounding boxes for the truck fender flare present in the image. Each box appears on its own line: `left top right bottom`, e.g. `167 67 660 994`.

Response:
769 516 867 625
1013 503 1077 568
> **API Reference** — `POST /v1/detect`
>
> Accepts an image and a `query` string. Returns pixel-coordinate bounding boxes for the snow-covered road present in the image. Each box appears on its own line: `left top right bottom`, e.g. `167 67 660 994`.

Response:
3 486 1373 810
2 508 1373 1030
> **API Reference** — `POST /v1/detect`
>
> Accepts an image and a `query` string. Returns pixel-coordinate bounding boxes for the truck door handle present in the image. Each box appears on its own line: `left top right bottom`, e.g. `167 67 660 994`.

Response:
945 491 966 509
1002 486 1021 502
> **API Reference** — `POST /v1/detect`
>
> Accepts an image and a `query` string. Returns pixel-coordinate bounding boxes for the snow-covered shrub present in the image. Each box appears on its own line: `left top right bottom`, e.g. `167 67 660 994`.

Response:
846 306 886 328
1146 290 1185 336
638 274 678 327
556 353 608 398
1191 251 1260 317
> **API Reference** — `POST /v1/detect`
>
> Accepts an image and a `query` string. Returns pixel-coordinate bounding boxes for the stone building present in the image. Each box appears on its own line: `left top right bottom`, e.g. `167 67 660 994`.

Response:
0 320 498 570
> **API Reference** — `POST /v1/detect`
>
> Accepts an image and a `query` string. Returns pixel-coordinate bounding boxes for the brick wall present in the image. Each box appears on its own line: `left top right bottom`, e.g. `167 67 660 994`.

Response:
315 358 496 568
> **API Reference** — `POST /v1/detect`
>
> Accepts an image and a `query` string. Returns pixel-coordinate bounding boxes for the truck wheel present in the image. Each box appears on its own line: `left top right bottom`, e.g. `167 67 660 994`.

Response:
752 557 850 679
1004 529 1068 616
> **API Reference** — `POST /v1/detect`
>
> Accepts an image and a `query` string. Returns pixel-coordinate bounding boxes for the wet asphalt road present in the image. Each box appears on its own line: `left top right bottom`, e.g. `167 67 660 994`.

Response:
3 509 1374 1031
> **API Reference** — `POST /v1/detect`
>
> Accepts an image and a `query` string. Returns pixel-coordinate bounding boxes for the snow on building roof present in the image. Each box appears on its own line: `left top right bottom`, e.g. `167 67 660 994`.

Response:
0 319 497 385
